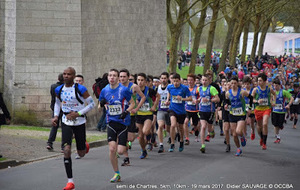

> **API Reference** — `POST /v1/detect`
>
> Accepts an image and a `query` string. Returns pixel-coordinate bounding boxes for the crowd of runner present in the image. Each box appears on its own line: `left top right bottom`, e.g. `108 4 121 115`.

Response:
52 53 300 190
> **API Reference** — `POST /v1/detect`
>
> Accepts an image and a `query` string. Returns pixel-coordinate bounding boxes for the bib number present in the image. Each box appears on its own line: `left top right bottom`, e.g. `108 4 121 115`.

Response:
274 104 283 110
63 117 79 126
172 96 182 103
140 103 150 112
260 98 268 106
160 101 168 109
232 107 243 115
201 96 211 106
108 105 122 116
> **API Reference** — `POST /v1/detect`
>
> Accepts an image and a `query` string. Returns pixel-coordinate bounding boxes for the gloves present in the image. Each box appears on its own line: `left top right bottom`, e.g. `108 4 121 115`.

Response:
100 99 107 107
119 110 129 119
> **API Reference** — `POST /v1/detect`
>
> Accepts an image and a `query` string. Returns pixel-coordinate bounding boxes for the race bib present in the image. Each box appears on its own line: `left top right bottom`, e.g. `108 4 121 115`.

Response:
140 102 150 112
62 103 78 112
274 104 283 110
63 117 80 126
187 101 195 105
160 101 169 109
172 96 182 103
108 105 122 116
260 98 268 106
232 107 243 116
201 96 211 106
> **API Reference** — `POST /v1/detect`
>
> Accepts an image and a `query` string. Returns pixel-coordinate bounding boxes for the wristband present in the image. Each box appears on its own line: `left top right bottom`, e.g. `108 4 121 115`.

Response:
78 111 82 116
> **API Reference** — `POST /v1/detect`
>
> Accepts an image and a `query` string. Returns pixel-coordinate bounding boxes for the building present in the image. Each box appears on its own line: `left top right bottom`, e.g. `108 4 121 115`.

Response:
0 0 167 127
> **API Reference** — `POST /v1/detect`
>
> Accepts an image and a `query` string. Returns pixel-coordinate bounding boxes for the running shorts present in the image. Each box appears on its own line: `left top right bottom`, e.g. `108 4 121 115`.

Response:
61 123 86 151
254 108 271 121
271 112 285 129
169 110 186 125
107 121 128 146
157 111 171 126
186 111 199 126
199 111 214 124
135 115 153 124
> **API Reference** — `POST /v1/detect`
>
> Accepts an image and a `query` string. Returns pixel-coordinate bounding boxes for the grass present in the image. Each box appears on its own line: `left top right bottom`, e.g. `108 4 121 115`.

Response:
176 65 204 78
1 125 107 142
1 125 55 132
0 157 7 161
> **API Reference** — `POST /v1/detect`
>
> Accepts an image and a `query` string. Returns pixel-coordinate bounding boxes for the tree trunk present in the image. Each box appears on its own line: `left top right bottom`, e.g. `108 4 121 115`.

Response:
241 21 250 64
218 20 236 72
258 20 270 57
203 0 220 74
189 0 207 74
250 12 261 61
169 30 181 73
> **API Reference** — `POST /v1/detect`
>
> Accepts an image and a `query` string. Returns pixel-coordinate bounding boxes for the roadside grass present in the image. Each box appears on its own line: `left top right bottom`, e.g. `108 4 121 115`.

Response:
176 65 204 78
0 157 6 161
1 125 107 142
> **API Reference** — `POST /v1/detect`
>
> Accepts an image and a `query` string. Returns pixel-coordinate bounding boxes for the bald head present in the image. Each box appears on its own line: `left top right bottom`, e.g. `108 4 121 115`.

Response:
63 67 76 87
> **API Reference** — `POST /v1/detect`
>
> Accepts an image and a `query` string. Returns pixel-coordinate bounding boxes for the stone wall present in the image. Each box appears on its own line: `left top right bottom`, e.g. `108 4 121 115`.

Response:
1 0 166 127
81 0 167 128
13 0 82 125
0 0 16 112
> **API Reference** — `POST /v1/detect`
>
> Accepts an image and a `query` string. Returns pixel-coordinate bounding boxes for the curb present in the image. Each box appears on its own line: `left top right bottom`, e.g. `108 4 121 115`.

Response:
0 140 108 170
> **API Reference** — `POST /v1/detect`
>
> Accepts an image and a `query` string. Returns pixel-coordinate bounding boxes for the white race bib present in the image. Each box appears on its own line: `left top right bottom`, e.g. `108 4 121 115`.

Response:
187 101 195 105
160 101 169 108
108 105 122 116
232 107 243 116
201 96 211 106
172 96 182 103
140 103 150 112
274 104 283 110
63 117 80 126
260 98 269 106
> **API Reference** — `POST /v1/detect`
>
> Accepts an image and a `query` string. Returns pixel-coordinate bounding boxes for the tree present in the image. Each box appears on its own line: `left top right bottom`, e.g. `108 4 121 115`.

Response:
240 20 250 64
188 0 208 74
203 0 220 73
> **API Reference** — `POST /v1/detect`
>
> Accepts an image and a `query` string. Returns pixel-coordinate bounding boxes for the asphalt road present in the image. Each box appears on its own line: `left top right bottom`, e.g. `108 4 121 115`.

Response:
0 120 299 190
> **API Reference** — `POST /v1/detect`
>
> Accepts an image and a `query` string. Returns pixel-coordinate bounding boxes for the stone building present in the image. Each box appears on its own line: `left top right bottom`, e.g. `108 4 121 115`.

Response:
0 0 166 127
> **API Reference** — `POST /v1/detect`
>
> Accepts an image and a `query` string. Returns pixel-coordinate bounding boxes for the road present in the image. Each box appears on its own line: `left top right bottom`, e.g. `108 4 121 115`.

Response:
0 120 299 190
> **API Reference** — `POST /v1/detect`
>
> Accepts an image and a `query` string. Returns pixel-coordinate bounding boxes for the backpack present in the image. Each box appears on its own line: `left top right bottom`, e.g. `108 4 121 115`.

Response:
92 77 109 99
58 83 83 104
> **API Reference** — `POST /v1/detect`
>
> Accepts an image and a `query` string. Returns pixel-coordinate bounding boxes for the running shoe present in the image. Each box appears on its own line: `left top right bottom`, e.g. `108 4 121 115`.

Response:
168 144 175 152
179 142 184 152
146 143 153 151
274 138 280 144
139 150 148 159
121 158 130 166
195 136 199 142
226 144 231 152
250 133 255 140
205 135 210 142
85 142 90 154
167 137 171 144
210 131 215 138
184 139 190 145
262 144 267 150
128 141 132 149
46 144 53 151
235 148 242 156
158 145 164 153
200 144 206 153
110 173 121 183
259 138 263 146
75 154 81 159
241 136 247 147
63 182 75 190
220 131 224 136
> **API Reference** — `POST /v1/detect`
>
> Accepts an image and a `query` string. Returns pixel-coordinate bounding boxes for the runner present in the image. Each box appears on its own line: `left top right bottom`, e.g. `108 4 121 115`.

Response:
183 74 199 146
225 76 252 156
135 73 160 159
252 73 276 150
99 68 135 182
165 73 192 152
290 83 300 129
243 76 256 140
221 80 231 152
156 72 171 153
52 67 95 190
271 78 294 143
119 69 146 166
197 74 220 153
